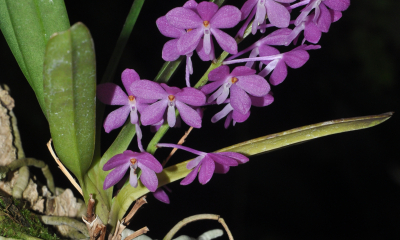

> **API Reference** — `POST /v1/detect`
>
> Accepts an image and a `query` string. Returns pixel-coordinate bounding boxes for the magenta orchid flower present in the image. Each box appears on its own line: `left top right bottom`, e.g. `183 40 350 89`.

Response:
156 1 198 87
212 94 274 128
294 0 350 32
166 1 241 56
130 81 206 128
240 0 296 35
157 143 249 185
227 28 291 68
201 65 270 115
258 44 320 85
103 150 163 192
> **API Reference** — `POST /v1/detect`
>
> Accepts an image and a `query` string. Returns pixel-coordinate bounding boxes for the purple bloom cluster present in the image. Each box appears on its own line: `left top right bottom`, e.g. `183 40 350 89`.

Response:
98 0 351 199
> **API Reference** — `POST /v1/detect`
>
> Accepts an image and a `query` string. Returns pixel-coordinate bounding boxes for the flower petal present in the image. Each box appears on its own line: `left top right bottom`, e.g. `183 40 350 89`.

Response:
208 153 238 166
176 101 202 128
216 152 249 164
140 100 168 126
137 152 163 173
177 28 204 55
198 156 215 184
103 151 131 171
196 39 215 61
232 109 250 123
187 155 204 169
211 103 233 123
139 164 158 192
230 84 251 115
323 0 350 11
162 39 181 61
167 104 176 127
284 50 309 68
153 188 170 204
269 59 287 85
166 7 203 29
201 81 224 95
103 163 130 190
214 163 230 174
210 5 241 29
197 2 218 21
250 93 274 107
231 66 256 76
304 21 321 43
175 87 206 106
260 28 292 46
121 69 140 96
224 112 233 129
211 28 238 54
103 105 130 133
265 0 291 28
236 75 270 97
130 80 167 100
181 163 201 185
240 0 258 20
97 83 128 105
156 16 185 38
316 3 332 33
129 166 138 188
208 65 230 81
130 108 138 125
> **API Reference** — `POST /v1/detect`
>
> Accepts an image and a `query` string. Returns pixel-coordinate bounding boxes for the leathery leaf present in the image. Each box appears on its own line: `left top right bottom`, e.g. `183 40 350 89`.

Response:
43 22 96 185
0 0 69 113
112 112 392 220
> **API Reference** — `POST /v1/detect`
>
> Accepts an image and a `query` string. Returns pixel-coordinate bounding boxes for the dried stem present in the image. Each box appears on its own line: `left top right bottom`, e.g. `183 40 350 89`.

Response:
162 127 193 167
123 196 147 225
86 194 96 222
46 139 83 196
163 214 234 240
124 227 149 240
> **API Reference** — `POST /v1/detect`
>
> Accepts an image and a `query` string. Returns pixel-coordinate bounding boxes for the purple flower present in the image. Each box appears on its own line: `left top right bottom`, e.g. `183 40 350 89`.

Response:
156 1 198 87
130 81 206 128
294 0 350 32
227 28 291 68
97 69 154 133
240 0 296 35
103 150 163 192
212 94 274 128
258 44 320 85
153 186 172 204
166 1 241 56
201 65 270 115
157 143 249 185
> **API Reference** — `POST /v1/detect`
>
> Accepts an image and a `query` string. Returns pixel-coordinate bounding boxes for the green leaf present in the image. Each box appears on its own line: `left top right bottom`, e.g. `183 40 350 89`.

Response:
85 121 137 224
0 0 70 112
114 112 393 218
43 22 96 185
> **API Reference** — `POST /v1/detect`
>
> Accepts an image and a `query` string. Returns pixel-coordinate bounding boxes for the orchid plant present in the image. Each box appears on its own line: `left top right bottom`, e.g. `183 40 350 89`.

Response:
0 0 393 239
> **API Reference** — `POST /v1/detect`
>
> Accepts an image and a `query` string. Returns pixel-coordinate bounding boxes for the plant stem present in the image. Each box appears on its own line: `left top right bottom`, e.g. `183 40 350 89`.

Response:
100 0 146 85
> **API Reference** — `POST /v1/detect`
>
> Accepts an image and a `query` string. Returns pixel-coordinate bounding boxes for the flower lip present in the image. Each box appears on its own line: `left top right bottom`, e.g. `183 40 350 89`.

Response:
203 20 210 27
230 77 238 84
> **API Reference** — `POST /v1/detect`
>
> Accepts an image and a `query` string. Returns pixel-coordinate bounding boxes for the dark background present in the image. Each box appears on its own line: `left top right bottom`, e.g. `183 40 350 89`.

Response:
1 0 400 239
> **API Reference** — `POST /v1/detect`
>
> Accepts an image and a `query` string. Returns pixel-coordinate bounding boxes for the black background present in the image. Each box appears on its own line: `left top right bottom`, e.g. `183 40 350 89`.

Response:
1 0 400 239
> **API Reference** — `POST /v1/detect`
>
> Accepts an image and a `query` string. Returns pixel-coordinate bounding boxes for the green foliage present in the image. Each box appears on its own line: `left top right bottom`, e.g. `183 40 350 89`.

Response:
0 0 70 113
43 22 96 192
113 112 392 219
